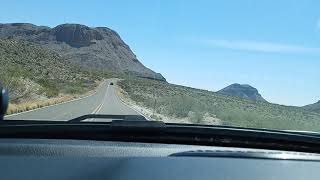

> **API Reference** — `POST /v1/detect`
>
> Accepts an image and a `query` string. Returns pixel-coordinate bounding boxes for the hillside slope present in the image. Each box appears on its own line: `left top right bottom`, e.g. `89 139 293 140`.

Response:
0 39 97 103
0 23 165 81
303 101 320 112
118 78 320 131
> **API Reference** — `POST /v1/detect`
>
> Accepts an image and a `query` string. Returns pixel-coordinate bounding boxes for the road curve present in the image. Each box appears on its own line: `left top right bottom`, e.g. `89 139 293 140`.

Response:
5 79 140 121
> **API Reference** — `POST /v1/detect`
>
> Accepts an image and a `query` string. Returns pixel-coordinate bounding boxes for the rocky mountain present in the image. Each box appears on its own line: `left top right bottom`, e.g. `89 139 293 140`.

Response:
0 23 165 81
217 83 267 102
303 100 320 112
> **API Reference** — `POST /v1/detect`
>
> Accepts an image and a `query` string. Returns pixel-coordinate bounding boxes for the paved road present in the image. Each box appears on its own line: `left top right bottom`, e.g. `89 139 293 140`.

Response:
5 79 140 121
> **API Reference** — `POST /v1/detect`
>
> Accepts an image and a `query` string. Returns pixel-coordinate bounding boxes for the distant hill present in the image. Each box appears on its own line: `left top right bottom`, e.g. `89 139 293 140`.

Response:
0 23 165 81
217 83 267 102
303 100 320 112
0 39 96 103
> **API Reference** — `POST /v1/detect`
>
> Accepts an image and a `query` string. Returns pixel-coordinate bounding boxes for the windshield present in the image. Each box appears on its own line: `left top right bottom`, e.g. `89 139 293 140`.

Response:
1 0 320 132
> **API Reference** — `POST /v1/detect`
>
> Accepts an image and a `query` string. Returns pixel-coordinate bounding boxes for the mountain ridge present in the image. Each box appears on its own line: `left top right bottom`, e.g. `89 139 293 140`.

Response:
0 23 165 81
217 83 267 102
303 100 320 112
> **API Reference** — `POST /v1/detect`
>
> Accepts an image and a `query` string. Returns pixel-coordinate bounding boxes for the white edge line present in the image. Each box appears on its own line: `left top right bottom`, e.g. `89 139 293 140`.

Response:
5 80 106 118
114 85 149 120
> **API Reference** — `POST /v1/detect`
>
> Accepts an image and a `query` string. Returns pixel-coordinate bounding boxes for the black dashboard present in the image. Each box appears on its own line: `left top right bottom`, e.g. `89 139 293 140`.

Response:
0 138 319 180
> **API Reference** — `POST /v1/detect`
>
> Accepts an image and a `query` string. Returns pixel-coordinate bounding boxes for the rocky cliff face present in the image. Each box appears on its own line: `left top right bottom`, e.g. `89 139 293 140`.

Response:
0 23 165 81
217 83 267 102
53 24 104 47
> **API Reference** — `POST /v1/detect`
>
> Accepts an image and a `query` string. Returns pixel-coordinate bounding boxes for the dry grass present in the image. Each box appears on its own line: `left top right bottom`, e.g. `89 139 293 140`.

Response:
7 95 75 115
6 80 104 115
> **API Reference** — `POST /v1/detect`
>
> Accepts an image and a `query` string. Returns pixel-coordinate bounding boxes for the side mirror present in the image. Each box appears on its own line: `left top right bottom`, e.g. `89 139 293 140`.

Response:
0 83 9 121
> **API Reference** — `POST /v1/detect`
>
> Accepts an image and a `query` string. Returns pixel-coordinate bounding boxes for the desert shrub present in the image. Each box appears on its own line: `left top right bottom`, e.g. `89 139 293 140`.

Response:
165 96 194 117
37 79 59 97
190 111 204 124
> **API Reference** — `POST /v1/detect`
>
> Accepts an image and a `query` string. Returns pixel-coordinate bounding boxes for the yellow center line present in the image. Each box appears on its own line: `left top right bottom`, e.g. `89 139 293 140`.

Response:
94 84 110 114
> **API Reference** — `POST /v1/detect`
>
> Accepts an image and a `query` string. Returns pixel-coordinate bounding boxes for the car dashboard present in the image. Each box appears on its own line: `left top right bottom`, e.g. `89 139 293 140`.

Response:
0 138 319 180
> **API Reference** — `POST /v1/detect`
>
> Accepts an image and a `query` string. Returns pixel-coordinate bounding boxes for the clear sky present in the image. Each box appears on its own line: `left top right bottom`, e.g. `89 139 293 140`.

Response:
1 0 319 106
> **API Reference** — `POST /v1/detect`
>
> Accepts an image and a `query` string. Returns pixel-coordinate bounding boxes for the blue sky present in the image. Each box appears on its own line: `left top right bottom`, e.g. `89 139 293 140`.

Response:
1 0 319 106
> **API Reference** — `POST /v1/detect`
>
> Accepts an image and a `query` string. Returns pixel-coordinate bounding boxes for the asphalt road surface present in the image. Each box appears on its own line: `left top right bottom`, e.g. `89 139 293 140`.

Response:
5 79 141 121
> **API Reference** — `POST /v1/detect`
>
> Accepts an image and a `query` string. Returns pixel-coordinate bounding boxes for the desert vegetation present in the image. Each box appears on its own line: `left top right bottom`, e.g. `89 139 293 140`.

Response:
0 39 102 114
118 78 320 131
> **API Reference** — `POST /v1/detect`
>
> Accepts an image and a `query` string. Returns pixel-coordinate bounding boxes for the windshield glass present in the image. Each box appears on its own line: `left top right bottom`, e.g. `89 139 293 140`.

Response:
1 0 320 132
